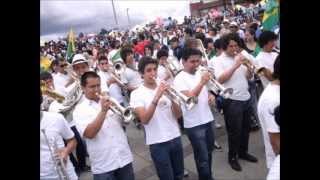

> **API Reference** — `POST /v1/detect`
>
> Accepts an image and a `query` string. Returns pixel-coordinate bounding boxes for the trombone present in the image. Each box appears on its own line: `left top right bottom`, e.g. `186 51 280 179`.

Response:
96 92 135 124
195 39 233 99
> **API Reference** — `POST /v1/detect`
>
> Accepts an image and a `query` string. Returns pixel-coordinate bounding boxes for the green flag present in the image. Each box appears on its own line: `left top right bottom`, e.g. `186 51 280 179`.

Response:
262 0 279 31
110 49 122 63
66 28 76 63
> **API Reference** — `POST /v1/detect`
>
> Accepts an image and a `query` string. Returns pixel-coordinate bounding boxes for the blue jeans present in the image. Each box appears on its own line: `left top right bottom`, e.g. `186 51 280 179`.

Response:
186 122 215 180
149 137 184 180
93 163 134 180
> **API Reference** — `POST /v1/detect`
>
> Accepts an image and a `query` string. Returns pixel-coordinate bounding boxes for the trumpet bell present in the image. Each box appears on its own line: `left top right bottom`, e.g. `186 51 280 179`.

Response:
122 107 136 124
185 96 198 110
220 88 233 99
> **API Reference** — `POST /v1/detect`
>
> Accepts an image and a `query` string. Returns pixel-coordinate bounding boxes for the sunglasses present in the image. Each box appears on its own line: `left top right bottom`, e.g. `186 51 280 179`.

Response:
60 64 68 67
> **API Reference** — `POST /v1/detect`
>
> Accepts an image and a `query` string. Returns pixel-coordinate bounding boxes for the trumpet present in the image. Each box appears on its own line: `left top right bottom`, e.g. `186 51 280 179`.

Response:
198 67 234 99
41 129 70 180
236 50 267 76
96 92 135 124
41 80 65 103
166 56 183 77
153 78 198 110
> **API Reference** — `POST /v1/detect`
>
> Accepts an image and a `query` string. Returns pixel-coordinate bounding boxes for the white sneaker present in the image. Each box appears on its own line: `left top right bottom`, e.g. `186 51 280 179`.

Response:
215 122 222 129
184 169 189 177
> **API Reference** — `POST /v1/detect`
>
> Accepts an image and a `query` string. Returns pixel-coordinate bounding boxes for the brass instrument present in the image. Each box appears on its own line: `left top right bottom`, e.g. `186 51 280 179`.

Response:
198 67 234 99
237 50 267 76
97 92 135 124
164 86 198 111
166 56 183 76
195 39 233 99
41 81 65 103
153 78 198 110
41 129 70 180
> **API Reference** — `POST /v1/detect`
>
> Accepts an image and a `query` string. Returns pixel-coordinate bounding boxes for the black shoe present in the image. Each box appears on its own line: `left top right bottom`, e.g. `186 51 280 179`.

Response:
239 153 258 163
250 124 260 131
229 158 242 171
80 165 91 172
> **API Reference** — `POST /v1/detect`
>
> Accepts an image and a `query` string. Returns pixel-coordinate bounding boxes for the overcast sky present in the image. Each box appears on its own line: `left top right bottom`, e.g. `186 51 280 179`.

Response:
40 0 190 40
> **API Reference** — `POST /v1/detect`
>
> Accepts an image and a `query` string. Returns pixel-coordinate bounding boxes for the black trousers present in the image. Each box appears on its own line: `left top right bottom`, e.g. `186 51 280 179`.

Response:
69 126 88 171
222 99 251 160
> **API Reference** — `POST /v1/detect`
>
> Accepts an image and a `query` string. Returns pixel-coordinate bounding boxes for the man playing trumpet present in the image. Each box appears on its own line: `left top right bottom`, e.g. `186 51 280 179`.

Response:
130 56 184 180
173 48 216 180
73 71 134 180
212 33 258 171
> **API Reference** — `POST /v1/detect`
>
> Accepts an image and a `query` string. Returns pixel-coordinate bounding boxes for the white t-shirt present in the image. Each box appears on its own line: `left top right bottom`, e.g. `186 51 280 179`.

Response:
123 67 143 89
267 155 280 180
53 72 70 96
97 71 126 104
157 65 174 85
173 71 214 128
212 52 251 101
130 84 181 145
255 51 278 87
40 111 78 180
73 97 133 174
257 83 280 168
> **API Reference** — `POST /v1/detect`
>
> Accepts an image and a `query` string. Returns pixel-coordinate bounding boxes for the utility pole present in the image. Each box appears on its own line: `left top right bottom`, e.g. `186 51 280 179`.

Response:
111 0 119 29
126 8 131 29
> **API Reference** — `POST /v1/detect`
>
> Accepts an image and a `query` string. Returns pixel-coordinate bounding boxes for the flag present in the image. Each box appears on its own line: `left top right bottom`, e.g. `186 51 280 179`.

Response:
66 28 76 63
40 56 52 73
110 49 122 63
262 0 279 31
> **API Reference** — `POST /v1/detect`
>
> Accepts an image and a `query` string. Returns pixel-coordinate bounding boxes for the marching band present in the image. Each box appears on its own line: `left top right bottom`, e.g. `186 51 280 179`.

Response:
40 15 280 180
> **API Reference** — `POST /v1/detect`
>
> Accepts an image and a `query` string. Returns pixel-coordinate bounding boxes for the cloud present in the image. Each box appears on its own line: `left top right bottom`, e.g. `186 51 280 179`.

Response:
40 0 189 40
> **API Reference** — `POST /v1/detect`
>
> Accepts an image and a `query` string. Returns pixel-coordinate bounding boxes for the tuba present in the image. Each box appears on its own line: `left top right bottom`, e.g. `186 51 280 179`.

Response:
97 92 135 124
166 56 183 77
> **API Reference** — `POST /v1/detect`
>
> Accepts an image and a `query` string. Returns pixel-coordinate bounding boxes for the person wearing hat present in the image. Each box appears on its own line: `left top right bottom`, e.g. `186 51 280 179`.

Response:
64 53 91 174
229 21 245 39
219 19 231 36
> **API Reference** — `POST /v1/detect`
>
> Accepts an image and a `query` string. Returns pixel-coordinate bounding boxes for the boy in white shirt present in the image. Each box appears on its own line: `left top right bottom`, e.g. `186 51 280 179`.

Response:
73 71 134 180
256 30 279 88
258 55 280 169
212 33 258 171
40 92 78 180
131 56 184 180
173 48 216 180
53 58 70 96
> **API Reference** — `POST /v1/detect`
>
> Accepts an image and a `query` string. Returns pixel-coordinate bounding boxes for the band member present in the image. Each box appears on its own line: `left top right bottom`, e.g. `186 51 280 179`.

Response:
40 91 78 180
212 33 258 171
73 71 134 180
156 49 174 84
130 56 184 180
52 57 69 96
97 55 126 106
173 48 216 180
120 47 143 93
255 30 279 88
50 53 91 173
257 55 280 169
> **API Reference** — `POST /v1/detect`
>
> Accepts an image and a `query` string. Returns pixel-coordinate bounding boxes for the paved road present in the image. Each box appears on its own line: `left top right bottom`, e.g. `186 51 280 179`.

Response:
79 109 268 180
